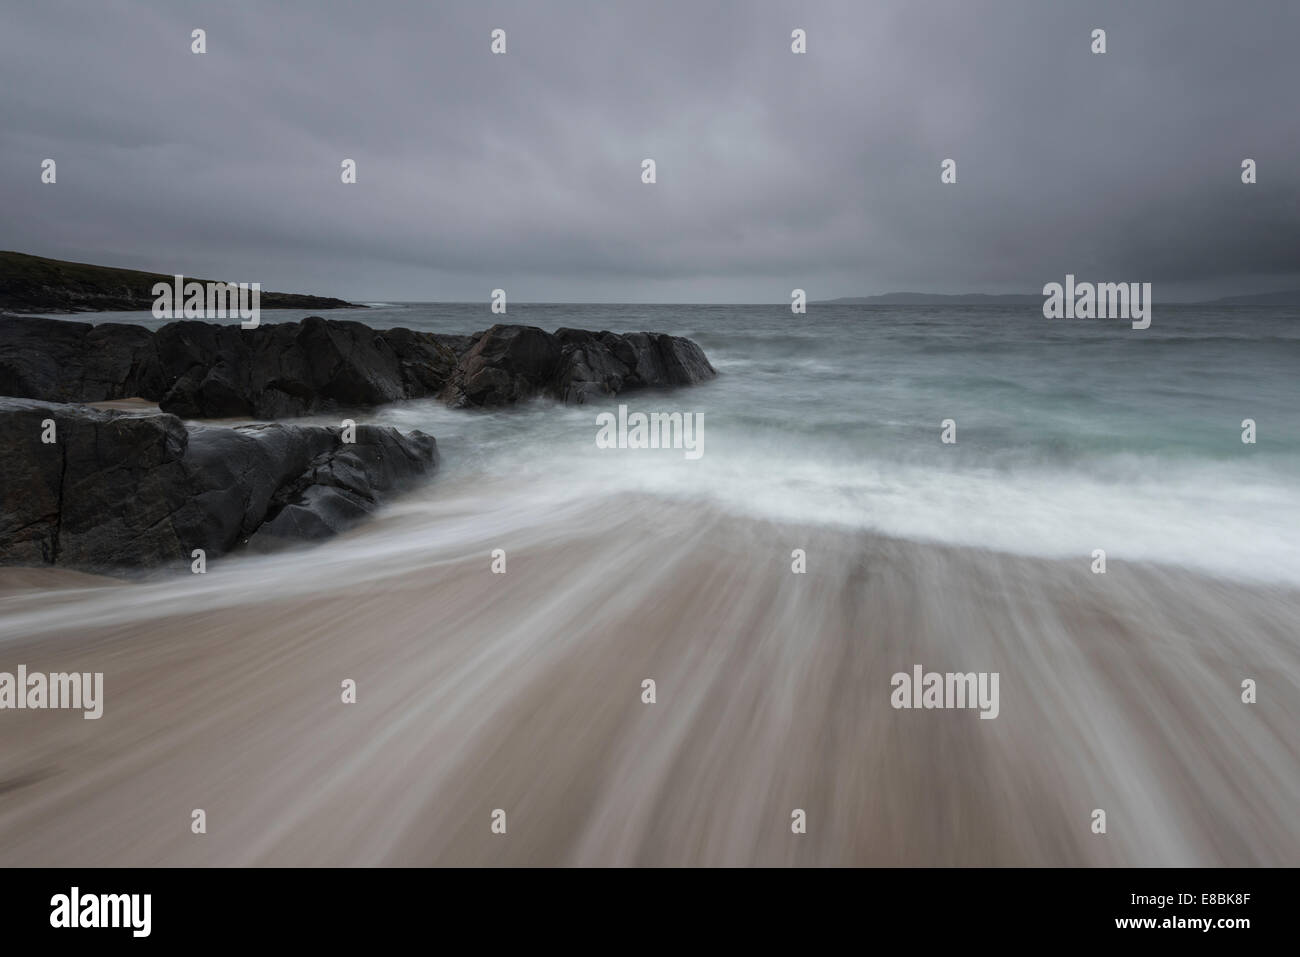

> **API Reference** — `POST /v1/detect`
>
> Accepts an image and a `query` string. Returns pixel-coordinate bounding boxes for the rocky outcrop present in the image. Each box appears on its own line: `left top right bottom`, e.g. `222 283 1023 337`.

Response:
439 324 717 407
0 397 436 571
442 324 564 407
0 251 362 313
0 316 716 416
0 314 165 403
0 315 716 571
153 317 463 418
0 313 716 571
0 314 466 418
553 327 717 405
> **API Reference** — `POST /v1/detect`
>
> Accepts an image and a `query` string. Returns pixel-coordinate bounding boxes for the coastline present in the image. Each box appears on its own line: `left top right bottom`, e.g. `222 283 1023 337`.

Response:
2 486 1296 866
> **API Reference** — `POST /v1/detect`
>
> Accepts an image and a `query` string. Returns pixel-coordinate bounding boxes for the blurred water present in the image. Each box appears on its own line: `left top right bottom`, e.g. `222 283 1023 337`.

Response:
60 302 1300 581
5 306 1298 865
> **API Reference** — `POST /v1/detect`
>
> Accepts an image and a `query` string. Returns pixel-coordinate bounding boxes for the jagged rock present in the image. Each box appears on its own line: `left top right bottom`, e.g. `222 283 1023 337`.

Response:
154 317 464 418
0 397 436 571
442 324 717 407
0 315 715 571
1 315 715 416
442 324 564 407
0 314 164 403
553 328 716 404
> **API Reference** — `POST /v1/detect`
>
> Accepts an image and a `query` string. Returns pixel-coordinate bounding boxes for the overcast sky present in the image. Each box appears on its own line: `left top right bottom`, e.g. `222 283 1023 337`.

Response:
2 0 1297 302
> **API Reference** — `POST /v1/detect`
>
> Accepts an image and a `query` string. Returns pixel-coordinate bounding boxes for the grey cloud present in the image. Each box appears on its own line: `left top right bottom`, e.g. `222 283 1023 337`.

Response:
1 0 1297 302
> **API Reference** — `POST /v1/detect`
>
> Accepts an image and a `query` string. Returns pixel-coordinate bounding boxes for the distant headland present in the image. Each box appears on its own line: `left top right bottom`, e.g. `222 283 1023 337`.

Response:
816 290 1300 306
0 251 362 313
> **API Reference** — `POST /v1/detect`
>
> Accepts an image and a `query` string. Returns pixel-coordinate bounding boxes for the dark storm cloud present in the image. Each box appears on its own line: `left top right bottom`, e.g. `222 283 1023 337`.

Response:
2 0 1297 301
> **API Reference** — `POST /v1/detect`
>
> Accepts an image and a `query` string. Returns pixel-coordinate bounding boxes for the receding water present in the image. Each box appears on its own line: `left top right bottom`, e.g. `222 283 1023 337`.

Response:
8 304 1299 866
61 303 1300 582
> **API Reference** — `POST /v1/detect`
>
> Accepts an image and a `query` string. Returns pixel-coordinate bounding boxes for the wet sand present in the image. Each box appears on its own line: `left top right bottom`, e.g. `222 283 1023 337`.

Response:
0 487 1297 865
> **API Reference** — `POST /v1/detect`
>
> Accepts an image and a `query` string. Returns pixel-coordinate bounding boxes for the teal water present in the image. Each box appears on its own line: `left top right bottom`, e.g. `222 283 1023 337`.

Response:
66 303 1300 581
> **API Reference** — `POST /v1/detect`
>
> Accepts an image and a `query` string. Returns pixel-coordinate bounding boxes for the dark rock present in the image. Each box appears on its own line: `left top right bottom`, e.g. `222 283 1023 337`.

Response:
0 397 190 568
154 317 464 418
247 423 438 549
0 397 436 571
2 315 715 416
0 315 163 403
442 324 717 407
372 326 466 400
442 324 564 407
0 315 467 418
553 328 716 405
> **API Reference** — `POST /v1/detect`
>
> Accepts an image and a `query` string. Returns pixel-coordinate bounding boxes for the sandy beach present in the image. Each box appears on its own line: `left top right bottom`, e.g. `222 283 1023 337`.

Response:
1 477 1296 866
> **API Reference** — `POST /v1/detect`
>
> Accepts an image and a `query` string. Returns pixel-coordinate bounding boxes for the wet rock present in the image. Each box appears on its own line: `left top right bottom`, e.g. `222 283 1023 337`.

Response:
0 397 437 571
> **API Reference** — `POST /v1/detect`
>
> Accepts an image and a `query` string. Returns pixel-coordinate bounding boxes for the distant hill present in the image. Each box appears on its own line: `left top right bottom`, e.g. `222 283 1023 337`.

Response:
818 290 1300 306
0 251 362 313
1202 290 1300 306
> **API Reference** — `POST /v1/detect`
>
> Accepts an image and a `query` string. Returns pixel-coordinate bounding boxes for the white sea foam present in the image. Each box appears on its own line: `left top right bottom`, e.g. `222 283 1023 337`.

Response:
421 419 1300 585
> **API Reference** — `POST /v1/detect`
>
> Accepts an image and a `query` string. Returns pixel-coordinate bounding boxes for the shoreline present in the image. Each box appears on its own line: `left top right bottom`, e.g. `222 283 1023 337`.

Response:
2 490 1296 865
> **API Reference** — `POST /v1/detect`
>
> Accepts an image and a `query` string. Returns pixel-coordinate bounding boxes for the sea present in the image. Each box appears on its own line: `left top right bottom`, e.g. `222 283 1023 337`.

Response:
50 302 1300 584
